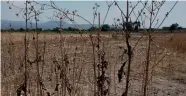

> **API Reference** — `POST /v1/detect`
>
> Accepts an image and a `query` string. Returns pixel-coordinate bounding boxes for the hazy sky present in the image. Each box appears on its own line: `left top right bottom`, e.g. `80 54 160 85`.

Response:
1 1 186 28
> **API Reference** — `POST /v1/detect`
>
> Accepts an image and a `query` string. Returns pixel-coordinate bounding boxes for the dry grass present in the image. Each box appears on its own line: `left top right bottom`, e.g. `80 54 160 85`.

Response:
163 33 186 53
1 32 186 96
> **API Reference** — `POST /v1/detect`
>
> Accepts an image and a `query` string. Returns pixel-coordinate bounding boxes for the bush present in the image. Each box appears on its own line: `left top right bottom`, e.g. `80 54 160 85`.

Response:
52 27 60 32
101 24 110 31
169 23 179 32
19 28 25 32
88 26 98 31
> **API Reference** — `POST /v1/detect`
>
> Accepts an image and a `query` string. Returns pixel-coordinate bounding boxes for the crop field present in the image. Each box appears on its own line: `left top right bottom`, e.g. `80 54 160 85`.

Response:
1 32 186 96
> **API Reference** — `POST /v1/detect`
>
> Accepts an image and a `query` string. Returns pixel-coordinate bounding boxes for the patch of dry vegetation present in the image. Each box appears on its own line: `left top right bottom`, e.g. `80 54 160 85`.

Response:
157 32 186 53
1 32 186 96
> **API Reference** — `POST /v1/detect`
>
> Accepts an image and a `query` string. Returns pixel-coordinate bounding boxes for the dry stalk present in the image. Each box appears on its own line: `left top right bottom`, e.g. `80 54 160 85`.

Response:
89 34 97 96
143 1 154 96
97 47 110 96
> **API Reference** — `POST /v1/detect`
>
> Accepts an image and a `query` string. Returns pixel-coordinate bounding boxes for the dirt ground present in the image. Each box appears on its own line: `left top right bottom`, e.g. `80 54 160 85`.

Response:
1 32 186 96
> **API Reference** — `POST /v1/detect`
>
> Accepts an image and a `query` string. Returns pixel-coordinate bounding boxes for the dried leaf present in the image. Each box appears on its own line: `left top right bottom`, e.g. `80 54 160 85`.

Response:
118 62 126 83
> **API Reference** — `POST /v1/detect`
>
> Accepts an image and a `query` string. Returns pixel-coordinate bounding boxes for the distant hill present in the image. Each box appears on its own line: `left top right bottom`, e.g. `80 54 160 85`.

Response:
1 20 93 30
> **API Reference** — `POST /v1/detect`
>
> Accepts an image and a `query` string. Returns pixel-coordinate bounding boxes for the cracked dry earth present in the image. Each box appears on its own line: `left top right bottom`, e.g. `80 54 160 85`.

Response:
1 32 186 96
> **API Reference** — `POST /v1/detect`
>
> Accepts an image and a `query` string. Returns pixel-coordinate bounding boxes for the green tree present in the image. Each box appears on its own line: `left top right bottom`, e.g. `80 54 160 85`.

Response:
68 27 73 31
36 28 42 31
88 26 98 31
10 28 15 32
52 27 59 32
19 28 25 32
44 29 51 32
177 26 183 30
101 24 110 31
169 23 179 32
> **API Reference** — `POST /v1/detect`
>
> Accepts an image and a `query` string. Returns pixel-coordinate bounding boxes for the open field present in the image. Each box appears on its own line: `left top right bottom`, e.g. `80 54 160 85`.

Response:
1 32 186 96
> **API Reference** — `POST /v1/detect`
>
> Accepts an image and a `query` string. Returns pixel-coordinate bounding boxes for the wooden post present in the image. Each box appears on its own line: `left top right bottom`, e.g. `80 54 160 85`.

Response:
60 17 62 32
98 12 100 30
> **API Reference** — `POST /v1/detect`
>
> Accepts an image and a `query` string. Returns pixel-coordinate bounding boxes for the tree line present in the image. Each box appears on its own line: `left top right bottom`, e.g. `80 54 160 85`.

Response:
1 23 185 32
1 24 111 32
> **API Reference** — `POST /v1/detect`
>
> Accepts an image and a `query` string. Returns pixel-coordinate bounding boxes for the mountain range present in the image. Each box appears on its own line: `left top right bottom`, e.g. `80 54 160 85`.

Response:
1 20 94 30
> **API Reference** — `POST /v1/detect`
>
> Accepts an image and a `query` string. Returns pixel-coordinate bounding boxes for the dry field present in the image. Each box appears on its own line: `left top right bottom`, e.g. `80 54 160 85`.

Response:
1 32 186 96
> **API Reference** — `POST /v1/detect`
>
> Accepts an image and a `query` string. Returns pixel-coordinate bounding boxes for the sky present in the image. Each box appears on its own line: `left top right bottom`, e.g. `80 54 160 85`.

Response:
1 1 186 28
